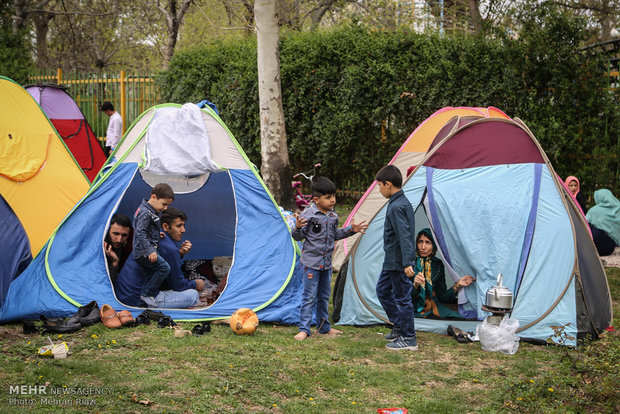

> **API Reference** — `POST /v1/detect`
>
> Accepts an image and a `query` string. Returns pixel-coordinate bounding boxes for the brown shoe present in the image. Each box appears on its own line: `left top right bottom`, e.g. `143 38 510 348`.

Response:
100 304 122 329
117 310 136 327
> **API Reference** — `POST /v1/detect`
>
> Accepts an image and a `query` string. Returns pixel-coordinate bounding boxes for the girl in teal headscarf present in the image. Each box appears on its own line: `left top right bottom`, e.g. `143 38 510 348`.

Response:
412 228 475 319
586 189 620 256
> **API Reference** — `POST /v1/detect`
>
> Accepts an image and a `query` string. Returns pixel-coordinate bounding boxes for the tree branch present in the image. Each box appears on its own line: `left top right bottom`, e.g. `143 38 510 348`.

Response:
549 0 614 14
28 9 117 17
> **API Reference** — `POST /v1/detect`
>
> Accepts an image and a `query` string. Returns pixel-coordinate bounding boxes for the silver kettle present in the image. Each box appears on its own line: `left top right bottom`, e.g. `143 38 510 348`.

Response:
485 273 513 310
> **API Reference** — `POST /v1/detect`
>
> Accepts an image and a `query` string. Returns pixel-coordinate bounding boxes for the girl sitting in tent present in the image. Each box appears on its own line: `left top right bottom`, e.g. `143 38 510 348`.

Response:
411 228 475 319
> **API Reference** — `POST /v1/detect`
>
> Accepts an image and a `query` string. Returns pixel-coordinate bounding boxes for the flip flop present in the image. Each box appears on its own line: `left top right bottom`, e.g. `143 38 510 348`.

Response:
191 322 211 336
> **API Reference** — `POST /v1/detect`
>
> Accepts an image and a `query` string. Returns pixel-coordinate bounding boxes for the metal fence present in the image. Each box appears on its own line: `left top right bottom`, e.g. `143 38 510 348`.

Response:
27 69 161 144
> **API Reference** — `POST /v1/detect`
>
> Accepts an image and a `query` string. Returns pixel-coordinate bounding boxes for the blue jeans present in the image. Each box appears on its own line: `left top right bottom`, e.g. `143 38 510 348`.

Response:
137 254 170 298
376 269 416 338
299 267 332 335
143 289 199 309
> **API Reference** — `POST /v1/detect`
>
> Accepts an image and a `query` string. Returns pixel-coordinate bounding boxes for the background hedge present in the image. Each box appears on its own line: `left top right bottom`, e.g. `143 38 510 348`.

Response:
158 16 619 204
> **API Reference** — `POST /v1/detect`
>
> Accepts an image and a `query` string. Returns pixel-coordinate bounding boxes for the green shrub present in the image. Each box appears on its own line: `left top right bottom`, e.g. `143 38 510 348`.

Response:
158 13 619 199
0 0 33 84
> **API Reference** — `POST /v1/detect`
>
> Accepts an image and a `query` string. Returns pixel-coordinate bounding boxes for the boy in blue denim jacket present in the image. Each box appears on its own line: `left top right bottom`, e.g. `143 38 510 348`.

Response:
292 177 368 340
133 183 175 307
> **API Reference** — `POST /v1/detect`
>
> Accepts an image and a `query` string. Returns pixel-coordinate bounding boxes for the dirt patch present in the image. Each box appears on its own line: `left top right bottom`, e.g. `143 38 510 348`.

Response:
0 324 30 341
601 246 620 268
126 331 146 342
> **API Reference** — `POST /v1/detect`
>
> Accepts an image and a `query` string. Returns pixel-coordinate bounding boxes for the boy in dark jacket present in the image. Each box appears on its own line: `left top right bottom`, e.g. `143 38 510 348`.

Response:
292 177 367 340
133 183 175 307
375 165 418 350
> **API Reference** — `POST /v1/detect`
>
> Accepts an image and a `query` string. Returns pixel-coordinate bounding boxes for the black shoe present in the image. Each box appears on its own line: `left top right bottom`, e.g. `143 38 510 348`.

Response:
22 320 39 334
157 316 177 328
66 301 100 327
447 325 471 343
138 309 168 322
134 313 151 326
192 321 211 336
385 327 401 341
40 316 82 334
386 335 419 351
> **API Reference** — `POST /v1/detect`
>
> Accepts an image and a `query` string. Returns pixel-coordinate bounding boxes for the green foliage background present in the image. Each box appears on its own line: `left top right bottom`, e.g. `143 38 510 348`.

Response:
0 0 32 84
158 8 619 202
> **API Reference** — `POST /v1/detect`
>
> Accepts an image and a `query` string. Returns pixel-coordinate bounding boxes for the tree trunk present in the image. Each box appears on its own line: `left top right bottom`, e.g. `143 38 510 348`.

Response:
32 11 53 69
13 0 53 32
468 0 483 34
310 0 337 29
600 15 612 41
255 0 293 209
241 0 255 36
14 0 29 32
159 0 193 69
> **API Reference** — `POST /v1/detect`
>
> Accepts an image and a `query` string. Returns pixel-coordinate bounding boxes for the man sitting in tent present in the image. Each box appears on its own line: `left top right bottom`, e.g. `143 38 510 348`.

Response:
104 213 132 283
114 207 204 308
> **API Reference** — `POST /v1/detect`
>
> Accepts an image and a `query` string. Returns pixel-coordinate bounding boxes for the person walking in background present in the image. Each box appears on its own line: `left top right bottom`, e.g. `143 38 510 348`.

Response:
565 176 587 213
375 165 418 351
586 189 620 257
101 101 122 156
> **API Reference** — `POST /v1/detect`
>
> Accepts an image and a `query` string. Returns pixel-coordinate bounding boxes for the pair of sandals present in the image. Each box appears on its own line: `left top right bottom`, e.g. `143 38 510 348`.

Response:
174 322 211 338
133 309 177 328
191 322 211 336
447 324 473 343
100 304 136 329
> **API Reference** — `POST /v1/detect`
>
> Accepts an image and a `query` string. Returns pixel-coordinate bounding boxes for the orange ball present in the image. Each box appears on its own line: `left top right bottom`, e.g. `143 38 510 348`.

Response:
229 308 259 335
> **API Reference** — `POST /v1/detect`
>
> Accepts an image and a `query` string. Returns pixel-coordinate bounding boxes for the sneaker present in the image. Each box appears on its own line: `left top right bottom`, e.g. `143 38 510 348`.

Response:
385 327 401 342
140 296 158 308
386 336 418 351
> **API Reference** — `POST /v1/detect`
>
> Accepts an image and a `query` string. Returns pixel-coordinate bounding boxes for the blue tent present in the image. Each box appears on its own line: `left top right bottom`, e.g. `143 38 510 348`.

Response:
0 194 32 307
332 115 612 346
0 103 303 324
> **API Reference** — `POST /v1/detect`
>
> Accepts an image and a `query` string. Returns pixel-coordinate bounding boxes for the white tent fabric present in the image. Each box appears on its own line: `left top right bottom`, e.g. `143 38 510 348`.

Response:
144 103 220 175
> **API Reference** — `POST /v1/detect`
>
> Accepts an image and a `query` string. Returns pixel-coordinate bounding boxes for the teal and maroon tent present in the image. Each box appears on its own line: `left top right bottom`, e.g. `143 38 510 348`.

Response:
26 83 107 182
332 114 612 346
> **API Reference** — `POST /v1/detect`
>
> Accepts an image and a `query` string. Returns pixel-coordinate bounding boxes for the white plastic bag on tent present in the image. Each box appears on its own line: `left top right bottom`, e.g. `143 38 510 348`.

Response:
478 315 520 355
143 103 220 175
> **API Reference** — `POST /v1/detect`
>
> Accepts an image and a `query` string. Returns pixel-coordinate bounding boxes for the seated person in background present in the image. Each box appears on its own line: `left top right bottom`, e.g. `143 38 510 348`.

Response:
115 207 204 308
104 213 132 283
586 189 620 257
565 176 587 213
412 228 475 319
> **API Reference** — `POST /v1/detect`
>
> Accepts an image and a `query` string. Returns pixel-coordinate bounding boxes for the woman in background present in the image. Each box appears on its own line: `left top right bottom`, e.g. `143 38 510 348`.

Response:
586 189 620 257
565 176 587 213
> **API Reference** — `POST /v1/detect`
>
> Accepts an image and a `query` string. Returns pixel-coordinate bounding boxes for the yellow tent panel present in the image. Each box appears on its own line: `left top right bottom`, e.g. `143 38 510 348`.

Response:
0 77 89 256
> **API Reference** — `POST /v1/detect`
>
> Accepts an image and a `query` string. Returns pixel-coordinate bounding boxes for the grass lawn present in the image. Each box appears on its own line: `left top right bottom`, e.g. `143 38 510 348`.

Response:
0 201 618 413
